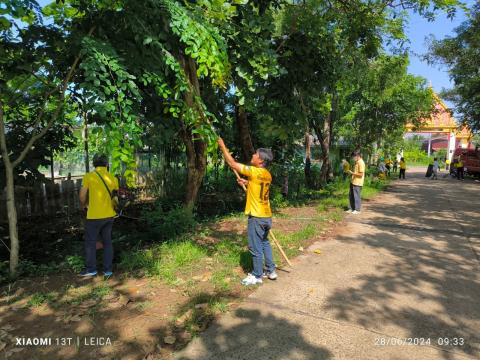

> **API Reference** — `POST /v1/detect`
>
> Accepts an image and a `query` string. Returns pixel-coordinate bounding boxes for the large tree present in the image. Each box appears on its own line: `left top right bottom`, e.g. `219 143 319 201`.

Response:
0 0 94 273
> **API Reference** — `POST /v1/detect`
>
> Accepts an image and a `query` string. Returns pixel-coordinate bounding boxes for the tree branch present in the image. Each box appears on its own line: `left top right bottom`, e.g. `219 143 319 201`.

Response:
11 26 96 169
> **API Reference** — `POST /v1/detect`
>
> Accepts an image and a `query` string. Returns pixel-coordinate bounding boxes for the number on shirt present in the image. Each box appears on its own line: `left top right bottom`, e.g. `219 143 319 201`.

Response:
259 182 270 202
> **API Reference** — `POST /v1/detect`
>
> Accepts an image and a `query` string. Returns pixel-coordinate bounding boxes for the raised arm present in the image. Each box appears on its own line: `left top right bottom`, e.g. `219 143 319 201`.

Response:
217 138 243 174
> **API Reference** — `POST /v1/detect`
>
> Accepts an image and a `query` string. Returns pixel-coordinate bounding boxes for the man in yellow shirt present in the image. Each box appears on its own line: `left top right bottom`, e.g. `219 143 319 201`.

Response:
217 138 275 286
456 154 464 180
346 150 365 215
79 154 119 278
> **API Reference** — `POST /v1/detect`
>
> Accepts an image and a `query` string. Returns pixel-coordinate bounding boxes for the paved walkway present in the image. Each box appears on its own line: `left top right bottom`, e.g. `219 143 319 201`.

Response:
175 168 480 360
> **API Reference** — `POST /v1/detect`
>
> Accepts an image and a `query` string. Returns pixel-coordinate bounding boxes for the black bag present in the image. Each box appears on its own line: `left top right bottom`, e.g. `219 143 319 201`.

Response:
425 164 433 178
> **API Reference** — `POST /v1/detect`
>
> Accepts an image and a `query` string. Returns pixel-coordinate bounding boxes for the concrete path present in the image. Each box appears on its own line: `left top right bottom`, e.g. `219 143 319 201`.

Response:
175 168 480 360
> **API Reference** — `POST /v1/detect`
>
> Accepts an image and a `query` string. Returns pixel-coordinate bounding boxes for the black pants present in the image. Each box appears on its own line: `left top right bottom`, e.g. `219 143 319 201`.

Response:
457 167 464 180
85 218 114 273
399 169 406 179
349 183 362 211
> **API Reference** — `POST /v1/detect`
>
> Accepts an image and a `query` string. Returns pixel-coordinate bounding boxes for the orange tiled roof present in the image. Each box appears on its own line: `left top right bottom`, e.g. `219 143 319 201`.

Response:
456 125 473 140
406 99 457 131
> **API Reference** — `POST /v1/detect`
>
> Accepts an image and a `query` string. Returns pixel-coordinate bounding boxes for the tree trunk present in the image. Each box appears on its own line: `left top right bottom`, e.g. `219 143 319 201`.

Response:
304 131 312 188
178 54 208 210
50 149 55 180
83 113 90 173
4 164 19 274
181 126 207 210
319 112 331 183
235 105 255 162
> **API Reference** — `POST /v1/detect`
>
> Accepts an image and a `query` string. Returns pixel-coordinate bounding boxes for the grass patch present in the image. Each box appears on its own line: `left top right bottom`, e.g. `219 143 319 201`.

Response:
120 238 207 284
27 291 57 307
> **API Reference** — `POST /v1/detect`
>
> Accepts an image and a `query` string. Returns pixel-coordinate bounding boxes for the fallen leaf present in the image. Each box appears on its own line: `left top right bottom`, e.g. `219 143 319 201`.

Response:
201 272 212 282
1 325 14 332
79 299 97 309
117 294 131 307
0 341 6 351
194 303 208 310
103 293 117 301
299 247 304 252
313 249 322 255
71 314 82 322
175 309 193 325
8 348 25 353
163 336 176 345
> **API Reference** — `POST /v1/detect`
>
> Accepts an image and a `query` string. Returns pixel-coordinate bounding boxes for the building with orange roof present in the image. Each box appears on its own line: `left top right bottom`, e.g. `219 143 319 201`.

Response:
405 95 474 161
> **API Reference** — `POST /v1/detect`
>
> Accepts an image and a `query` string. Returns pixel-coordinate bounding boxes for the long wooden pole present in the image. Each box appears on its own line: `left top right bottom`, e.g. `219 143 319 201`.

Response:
269 230 293 267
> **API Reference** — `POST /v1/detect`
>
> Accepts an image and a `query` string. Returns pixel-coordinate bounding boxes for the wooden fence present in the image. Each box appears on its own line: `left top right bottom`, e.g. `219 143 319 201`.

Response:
0 179 84 222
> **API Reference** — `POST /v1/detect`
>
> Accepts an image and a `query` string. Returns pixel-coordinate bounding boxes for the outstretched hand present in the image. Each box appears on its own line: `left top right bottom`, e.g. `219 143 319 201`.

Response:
237 178 248 187
217 137 226 149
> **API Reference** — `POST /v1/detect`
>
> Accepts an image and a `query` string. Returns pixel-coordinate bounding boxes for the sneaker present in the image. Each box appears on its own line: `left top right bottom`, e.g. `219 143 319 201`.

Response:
262 270 278 280
345 209 353 213
79 270 97 277
352 210 361 215
241 273 263 286
103 271 113 279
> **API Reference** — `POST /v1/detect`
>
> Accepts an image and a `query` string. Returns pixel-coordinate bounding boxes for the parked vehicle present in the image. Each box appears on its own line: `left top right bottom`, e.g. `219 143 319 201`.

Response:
450 148 480 177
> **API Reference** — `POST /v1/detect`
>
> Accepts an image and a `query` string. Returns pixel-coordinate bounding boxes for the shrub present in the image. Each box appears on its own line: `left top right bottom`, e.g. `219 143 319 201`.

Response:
144 204 197 242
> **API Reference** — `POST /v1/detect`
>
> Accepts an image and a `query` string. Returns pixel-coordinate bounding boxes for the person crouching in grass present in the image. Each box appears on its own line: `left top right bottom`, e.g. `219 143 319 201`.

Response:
217 138 276 286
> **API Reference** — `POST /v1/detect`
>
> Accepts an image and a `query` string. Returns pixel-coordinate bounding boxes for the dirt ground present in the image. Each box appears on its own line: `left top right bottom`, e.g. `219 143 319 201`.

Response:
0 200 340 360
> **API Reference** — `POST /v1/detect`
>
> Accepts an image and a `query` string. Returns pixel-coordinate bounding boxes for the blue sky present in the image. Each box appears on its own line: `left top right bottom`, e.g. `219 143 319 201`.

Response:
406 1 475 106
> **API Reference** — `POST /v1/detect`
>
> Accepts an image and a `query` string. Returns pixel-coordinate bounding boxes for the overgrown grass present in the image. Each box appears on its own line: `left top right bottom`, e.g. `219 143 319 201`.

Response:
120 238 207 284
121 173 391 288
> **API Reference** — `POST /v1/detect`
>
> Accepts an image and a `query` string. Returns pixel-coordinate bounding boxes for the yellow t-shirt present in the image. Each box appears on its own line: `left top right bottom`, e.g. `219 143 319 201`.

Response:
239 164 272 218
82 167 119 219
446 159 451 165
342 162 351 173
400 160 406 170
351 158 365 187
457 157 464 167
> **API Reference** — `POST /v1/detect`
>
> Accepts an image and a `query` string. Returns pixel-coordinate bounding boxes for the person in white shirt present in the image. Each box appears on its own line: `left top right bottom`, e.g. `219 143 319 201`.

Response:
431 157 440 180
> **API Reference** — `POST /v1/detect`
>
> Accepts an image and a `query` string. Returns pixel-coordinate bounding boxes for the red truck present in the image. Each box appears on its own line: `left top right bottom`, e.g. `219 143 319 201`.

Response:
450 147 480 177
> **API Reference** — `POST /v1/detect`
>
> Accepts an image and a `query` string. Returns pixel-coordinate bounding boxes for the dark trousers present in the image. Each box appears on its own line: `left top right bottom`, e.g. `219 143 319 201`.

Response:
399 169 406 179
457 167 464 179
349 183 362 211
85 218 114 273
247 216 275 278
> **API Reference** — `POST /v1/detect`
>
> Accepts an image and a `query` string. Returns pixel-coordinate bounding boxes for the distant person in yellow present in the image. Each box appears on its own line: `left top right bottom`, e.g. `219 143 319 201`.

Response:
399 157 406 179
346 150 365 215
393 158 398 173
456 154 464 180
79 154 119 278
217 138 275 286
341 159 350 180
385 158 392 175
445 157 451 171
